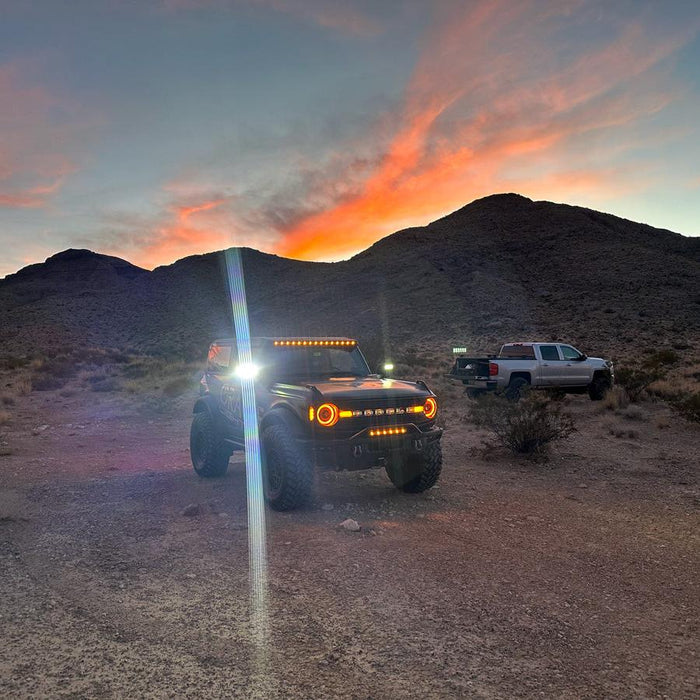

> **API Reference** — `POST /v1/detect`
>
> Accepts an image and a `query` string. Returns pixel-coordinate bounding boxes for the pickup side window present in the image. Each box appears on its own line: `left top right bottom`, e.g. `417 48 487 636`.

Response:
539 345 560 361
207 344 233 373
560 345 581 361
499 345 535 359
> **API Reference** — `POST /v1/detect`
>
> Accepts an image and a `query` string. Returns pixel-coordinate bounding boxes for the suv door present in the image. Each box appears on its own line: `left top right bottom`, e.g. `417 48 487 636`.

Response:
537 344 561 385
205 343 244 442
558 345 590 385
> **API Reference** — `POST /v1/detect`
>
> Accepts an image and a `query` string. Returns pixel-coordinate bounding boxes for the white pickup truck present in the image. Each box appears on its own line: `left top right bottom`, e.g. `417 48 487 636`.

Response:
448 342 614 401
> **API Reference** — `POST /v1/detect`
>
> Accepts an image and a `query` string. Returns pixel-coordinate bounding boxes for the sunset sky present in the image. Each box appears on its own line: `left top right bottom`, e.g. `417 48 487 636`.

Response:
1 0 699 277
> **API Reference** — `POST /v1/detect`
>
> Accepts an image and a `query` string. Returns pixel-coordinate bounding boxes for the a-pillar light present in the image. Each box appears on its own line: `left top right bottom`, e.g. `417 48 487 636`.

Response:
234 362 260 380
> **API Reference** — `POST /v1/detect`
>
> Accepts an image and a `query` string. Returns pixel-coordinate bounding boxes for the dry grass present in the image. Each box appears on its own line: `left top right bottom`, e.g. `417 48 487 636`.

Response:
15 377 32 395
597 386 629 412
122 357 199 398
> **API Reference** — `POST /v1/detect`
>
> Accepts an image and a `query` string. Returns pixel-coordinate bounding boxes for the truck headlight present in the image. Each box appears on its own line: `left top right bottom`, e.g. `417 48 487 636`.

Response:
316 403 340 427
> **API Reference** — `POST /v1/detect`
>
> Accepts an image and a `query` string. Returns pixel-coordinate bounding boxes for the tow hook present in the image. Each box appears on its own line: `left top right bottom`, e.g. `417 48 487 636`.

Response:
353 445 363 457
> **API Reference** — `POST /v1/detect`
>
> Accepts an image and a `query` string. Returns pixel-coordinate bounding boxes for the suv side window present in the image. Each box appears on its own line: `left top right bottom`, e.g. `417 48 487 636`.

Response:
539 345 560 361
207 344 233 373
560 345 581 361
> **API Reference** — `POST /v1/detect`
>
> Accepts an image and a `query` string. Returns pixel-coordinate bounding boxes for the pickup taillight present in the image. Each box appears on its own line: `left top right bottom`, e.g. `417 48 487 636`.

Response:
489 362 498 376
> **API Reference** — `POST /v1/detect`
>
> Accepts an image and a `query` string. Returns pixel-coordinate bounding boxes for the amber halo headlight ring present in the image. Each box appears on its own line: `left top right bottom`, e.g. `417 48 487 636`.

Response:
316 402 340 427
424 397 438 420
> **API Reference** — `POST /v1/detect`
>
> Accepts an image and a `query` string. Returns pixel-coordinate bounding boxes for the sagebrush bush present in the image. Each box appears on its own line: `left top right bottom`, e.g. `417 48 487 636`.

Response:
469 392 575 457
615 366 663 402
669 392 700 423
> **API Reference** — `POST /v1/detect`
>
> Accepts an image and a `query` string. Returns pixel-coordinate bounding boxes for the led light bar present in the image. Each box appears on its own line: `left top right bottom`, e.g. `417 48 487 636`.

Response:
369 427 408 437
273 339 357 347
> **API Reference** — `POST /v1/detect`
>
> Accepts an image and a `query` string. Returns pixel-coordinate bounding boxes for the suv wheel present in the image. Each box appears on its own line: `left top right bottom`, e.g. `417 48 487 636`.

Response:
262 424 313 511
190 412 230 477
588 374 611 401
386 441 442 493
505 377 529 401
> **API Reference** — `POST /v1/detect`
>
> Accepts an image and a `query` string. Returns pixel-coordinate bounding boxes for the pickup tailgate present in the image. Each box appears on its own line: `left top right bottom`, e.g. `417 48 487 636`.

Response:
448 357 492 382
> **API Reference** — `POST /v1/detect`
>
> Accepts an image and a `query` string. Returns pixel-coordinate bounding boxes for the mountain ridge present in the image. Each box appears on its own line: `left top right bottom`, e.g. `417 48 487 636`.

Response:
1 194 698 361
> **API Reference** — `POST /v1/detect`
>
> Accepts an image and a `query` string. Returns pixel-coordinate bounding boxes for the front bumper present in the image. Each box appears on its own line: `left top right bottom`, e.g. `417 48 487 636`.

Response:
301 423 443 470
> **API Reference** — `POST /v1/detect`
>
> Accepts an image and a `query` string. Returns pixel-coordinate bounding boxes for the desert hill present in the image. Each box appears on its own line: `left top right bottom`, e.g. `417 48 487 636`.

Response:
1 194 698 363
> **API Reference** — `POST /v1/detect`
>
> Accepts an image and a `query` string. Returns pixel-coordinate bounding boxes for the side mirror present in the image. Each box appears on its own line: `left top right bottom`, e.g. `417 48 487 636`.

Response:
577 354 587 361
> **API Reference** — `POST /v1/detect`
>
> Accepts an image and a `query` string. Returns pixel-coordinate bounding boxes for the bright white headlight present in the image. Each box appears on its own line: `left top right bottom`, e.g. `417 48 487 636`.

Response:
383 362 394 372
234 362 260 380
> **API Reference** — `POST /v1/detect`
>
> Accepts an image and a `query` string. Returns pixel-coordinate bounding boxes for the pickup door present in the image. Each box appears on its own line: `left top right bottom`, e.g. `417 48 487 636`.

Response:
558 344 591 386
536 344 563 386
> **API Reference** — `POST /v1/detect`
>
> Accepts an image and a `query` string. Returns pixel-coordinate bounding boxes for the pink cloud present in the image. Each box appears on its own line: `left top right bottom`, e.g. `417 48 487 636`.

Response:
0 63 84 209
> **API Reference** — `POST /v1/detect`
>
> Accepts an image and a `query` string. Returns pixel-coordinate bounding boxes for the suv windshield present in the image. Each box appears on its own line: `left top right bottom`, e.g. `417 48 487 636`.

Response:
265 346 372 381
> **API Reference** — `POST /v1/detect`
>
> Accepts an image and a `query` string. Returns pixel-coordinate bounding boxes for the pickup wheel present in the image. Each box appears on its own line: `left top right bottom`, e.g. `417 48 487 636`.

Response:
505 377 530 402
386 441 442 493
588 374 611 401
190 412 230 477
261 424 313 511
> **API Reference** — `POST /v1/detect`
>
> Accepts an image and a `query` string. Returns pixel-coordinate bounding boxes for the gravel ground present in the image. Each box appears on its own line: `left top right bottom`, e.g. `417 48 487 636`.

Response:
0 388 698 698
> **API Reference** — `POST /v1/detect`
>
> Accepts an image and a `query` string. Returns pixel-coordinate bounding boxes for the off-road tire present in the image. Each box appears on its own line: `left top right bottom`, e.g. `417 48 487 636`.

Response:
505 377 530 402
588 374 611 401
386 440 443 493
190 412 230 477
261 424 313 511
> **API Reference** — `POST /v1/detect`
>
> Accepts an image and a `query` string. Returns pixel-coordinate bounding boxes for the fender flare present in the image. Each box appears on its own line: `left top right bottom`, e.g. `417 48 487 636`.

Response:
260 406 307 437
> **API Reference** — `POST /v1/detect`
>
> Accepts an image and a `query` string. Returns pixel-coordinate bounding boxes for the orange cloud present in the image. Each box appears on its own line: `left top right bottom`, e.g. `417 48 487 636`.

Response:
275 2 696 260
101 184 278 270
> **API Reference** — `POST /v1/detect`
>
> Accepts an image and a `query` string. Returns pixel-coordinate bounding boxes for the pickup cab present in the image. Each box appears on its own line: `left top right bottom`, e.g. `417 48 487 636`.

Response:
448 342 614 401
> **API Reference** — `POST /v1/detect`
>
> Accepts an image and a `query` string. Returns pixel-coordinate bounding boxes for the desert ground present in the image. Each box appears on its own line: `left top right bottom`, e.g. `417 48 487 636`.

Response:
0 372 698 699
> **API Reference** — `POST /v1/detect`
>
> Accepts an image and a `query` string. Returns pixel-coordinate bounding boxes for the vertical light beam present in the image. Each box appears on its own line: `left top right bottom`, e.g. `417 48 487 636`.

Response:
224 248 271 686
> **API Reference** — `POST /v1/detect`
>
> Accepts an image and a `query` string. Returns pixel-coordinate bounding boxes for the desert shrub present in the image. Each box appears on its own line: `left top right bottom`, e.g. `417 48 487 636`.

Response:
0 355 30 370
161 376 193 397
32 374 65 391
90 377 120 392
615 366 663 402
599 386 629 411
0 410 11 425
668 392 700 423
642 349 680 370
655 416 671 430
469 392 575 457
621 405 645 421
1 394 15 407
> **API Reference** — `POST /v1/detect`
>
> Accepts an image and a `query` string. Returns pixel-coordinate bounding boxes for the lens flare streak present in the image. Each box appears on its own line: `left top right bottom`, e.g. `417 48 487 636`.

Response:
225 249 270 685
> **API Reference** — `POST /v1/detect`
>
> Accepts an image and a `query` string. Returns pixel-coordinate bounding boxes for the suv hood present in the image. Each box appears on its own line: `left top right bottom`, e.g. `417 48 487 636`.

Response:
309 377 430 402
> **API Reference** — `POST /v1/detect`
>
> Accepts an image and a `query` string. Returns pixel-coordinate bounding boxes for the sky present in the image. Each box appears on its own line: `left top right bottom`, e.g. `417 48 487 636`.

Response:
1 0 699 277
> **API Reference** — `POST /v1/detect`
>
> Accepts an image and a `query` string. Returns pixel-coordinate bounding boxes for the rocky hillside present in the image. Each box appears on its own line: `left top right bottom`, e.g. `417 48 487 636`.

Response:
1 194 698 363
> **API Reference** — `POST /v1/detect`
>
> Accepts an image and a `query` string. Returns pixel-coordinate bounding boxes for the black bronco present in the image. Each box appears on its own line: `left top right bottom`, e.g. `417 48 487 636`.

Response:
190 337 443 510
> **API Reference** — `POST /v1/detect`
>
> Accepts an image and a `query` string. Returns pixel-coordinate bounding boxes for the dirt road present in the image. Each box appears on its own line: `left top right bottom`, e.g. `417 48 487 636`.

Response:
0 389 698 698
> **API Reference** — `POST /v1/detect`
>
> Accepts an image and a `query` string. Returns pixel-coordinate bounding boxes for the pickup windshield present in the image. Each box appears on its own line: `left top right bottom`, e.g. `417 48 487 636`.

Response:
265 346 372 381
